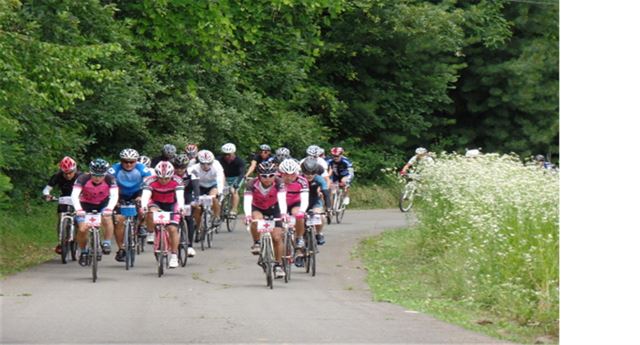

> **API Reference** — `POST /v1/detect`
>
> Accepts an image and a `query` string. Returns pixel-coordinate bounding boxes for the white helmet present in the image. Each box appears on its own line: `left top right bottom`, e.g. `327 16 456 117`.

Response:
278 158 300 175
465 148 481 158
138 155 151 168
415 147 427 155
221 143 236 154
154 161 175 178
197 149 215 164
120 148 140 160
306 145 320 157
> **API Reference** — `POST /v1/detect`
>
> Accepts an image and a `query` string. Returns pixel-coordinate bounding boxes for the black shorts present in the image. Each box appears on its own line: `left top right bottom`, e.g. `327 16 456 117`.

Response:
251 204 282 227
287 201 301 215
199 185 217 195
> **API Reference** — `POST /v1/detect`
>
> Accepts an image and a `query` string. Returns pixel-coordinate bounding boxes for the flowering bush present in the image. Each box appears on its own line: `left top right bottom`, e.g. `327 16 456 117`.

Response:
410 152 559 333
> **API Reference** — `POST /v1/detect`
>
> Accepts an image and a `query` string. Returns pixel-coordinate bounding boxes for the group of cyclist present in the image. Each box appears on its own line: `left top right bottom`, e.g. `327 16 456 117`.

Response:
43 143 355 276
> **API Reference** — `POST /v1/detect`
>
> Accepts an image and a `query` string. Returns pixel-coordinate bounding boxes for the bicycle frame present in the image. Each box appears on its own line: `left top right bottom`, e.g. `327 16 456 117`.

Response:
85 212 102 283
152 211 174 277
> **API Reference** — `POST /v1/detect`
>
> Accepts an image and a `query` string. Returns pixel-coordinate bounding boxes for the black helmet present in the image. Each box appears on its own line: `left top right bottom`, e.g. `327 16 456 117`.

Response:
89 158 110 176
301 158 319 175
172 154 190 169
162 144 177 159
257 161 277 175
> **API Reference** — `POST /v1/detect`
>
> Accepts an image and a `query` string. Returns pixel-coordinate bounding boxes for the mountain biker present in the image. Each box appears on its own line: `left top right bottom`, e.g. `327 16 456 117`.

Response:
109 149 153 263
189 149 225 231
400 147 434 176
301 158 331 246
43 156 81 254
244 144 273 179
185 144 198 167
138 155 152 169
172 154 200 257
219 143 245 218
243 161 288 279
279 159 310 267
141 161 185 269
301 145 332 189
70 158 119 266
151 144 177 168
535 154 556 170
328 147 354 205
272 147 291 167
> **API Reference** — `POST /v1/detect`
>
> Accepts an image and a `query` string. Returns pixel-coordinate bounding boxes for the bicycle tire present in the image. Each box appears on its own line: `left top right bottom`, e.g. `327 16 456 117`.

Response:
178 219 188 267
304 228 312 274
310 231 317 277
336 190 345 224
199 212 207 251
157 230 164 277
91 229 98 283
283 230 293 283
399 186 414 212
60 218 72 264
207 229 212 248
129 223 136 268
70 239 77 261
263 237 274 289
124 220 131 270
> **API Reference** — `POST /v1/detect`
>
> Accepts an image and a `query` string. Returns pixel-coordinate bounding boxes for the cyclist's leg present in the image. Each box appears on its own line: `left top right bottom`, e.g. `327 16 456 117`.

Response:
341 176 351 204
272 225 284 263
290 206 304 240
209 187 221 220
101 210 115 252
114 213 125 251
145 205 161 237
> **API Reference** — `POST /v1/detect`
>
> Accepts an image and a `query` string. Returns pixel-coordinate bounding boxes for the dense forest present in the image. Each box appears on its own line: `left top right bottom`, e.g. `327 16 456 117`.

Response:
0 0 558 206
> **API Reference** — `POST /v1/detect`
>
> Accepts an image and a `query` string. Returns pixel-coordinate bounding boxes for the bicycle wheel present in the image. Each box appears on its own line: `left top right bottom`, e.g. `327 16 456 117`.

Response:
283 230 292 283
310 231 317 277
124 220 131 270
91 229 99 283
206 228 212 248
399 185 414 212
336 191 345 224
199 212 207 251
178 219 188 267
157 230 164 277
263 238 274 289
60 218 72 264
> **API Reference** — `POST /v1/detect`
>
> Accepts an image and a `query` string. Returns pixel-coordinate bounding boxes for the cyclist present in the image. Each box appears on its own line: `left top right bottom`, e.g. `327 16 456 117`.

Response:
301 145 331 189
141 161 185 269
244 144 273 179
138 155 152 169
279 159 310 267
219 143 245 218
172 154 200 257
400 147 434 175
151 144 177 168
328 147 354 205
243 161 288 279
300 158 331 246
70 158 119 266
42 156 81 254
272 147 291 167
109 149 153 262
189 149 225 230
185 144 198 167
535 154 556 170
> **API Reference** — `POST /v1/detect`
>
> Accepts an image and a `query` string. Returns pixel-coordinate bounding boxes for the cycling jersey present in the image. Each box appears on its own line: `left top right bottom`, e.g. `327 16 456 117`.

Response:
43 171 81 197
329 156 354 179
251 153 274 165
176 170 200 204
243 177 287 212
284 176 309 206
108 162 152 199
219 155 245 178
141 176 185 206
71 173 118 211
188 161 225 190
307 174 329 208
407 155 434 172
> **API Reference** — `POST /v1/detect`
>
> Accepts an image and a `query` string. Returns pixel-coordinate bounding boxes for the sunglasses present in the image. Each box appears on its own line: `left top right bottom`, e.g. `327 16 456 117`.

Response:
260 174 275 178
122 160 137 164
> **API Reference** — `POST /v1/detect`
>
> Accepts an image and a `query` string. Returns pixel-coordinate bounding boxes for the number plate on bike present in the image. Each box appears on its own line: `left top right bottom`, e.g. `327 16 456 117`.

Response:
120 205 137 217
309 214 322 225
199 195 213 207
86 214 102 227
257 220 275 233
183 205 191 216
153 211 172 225
58 196 73 206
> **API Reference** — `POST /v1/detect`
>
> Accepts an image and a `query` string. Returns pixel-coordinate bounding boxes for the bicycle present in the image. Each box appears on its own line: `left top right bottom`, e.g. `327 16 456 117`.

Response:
330 183 347 224
304 212 322 276
197 195 215 251
399 173 418 212
50 196 77 264
151 210 175 277
177 205 191 267
84 211 103 283
220 180 243 233
248 217 282 289
119 202 138 270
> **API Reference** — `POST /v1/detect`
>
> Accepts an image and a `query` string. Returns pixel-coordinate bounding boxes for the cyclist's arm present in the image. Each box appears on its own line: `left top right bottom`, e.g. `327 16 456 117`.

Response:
140 189 151 209
277 190 287 217
298 191 309 215
400 162 412 174
106 185 119 211
214 161 225 192
71 186 82 211
245 160 257 179
243 193 253 214
42 185 53 197
176 188 185 210
191 173 201 200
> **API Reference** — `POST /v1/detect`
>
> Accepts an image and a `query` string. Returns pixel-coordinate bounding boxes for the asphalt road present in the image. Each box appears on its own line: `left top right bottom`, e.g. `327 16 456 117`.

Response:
1 209 509 344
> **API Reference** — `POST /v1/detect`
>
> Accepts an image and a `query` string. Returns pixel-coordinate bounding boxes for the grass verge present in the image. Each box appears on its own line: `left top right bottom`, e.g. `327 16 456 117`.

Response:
356 226 558 345
0 203 58 278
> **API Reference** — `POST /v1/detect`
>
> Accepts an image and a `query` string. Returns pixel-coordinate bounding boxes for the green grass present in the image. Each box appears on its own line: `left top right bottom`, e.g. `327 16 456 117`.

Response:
356 228 557 345
0 203 58 278
348 183 400 209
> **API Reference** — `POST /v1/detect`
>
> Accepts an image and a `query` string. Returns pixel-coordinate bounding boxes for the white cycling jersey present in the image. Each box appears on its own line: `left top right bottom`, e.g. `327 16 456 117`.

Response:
188 161 225 189
408 155 434 171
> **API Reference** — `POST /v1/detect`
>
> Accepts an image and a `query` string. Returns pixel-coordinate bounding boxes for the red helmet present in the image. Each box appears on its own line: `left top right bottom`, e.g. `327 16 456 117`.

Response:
59 156 77 173
330 147 344 156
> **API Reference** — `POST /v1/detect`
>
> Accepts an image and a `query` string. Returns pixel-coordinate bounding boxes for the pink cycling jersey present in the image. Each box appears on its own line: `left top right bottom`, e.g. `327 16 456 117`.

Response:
284 175 309 206
73 173 117 205
245 177 285 210
142 176 184 204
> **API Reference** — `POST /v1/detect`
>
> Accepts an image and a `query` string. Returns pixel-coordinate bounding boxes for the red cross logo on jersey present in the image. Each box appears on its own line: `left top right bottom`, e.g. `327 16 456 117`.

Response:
89 216 97 223
158 214 165 220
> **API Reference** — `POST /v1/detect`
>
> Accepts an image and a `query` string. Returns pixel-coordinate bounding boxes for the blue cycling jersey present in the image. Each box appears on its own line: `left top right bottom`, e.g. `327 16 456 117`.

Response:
328 157 353 178
108 163 152 198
